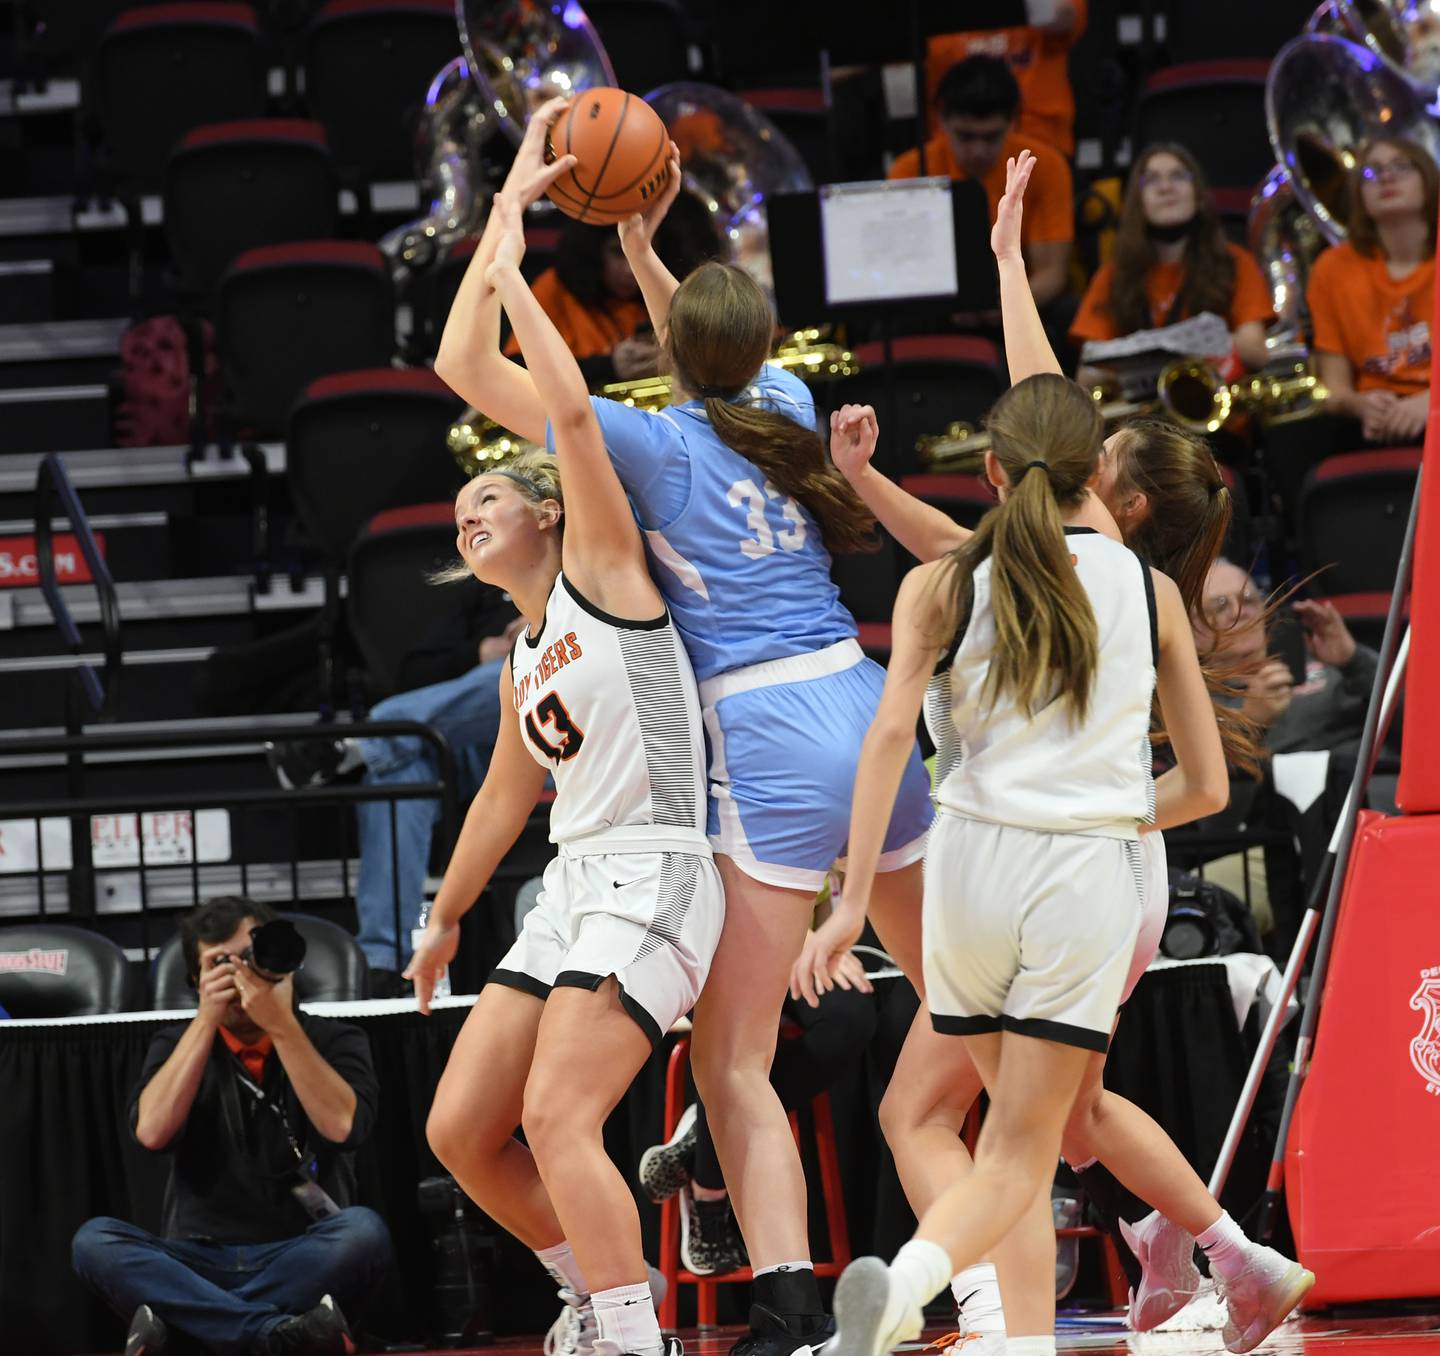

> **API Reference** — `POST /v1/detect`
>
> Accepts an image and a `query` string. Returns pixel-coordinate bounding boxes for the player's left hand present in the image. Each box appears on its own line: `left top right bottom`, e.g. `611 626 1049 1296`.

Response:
617 142 683 257
829 403 879 480
502 97 578 208
991 150 1035 265
233 966 298 1036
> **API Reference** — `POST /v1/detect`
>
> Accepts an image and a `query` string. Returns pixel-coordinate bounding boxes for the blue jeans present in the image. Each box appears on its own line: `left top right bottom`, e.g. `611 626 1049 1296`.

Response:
71 1207 392 1355
354 660 505 970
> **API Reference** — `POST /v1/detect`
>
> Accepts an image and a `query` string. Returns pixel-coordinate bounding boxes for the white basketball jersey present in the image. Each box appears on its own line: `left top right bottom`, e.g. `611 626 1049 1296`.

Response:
930 528 1157 838
511 574 708 844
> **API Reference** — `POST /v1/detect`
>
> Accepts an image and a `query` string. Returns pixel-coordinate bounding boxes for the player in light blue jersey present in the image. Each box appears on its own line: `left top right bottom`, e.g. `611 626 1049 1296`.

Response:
436 105 933 1356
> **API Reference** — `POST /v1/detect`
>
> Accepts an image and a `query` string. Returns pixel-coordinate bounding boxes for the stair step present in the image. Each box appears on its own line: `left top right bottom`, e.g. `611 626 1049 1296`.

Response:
0 383 111 454
0 260 55 323
0 442 287 497
0 572 328 629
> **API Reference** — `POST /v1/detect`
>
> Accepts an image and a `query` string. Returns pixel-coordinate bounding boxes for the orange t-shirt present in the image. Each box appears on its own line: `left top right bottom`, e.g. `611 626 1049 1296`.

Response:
502 267 649 362
219 1026 274 1084
1306 241 1435 396
888 130 1074 246
925 0 1088 157
1070 241 1275 343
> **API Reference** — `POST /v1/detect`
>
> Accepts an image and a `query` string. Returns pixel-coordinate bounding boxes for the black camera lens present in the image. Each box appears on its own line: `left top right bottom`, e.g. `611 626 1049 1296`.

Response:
244 920 307 977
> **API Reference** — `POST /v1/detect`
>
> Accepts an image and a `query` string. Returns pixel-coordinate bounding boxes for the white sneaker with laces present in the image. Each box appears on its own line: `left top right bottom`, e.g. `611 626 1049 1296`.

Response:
1216 1245 1315 1353
1121 1210 1202 1331
830 1257 924 1356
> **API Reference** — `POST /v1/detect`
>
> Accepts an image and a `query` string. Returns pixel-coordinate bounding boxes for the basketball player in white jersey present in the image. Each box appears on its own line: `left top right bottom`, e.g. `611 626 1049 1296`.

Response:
800 152 1314 1353
407 188 722 1356
808 372 1230 1356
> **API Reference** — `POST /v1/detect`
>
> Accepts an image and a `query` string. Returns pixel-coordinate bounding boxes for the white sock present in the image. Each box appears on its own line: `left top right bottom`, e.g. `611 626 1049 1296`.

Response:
1196 1211 1250 1281
536 1240 588 1297
593 1281 663 1356
1006 1337 1055 1356
752 1259 814 1278
952 1261 1005 1332
891 1238 955 1311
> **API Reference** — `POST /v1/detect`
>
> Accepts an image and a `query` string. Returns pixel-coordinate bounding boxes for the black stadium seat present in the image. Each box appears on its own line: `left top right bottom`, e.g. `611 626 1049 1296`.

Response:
1298 447 1420 597
0 924 135 1017
151 912 371 1008
347 504 484 697
1134 60 1272 194
218 240 396 435
303 0 461 184
94 3 266 191
164 120 339 298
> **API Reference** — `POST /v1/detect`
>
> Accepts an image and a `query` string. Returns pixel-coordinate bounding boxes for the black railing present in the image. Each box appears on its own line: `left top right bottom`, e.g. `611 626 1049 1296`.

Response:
0 721 462 972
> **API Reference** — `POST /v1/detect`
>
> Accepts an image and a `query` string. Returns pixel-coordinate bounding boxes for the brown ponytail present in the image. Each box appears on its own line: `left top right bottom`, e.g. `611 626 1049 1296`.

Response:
667 262 878 555
935 374 1101 722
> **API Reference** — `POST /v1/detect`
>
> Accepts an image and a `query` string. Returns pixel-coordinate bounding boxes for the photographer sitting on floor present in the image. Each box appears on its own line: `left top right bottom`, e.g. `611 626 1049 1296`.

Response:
71 897 391 1356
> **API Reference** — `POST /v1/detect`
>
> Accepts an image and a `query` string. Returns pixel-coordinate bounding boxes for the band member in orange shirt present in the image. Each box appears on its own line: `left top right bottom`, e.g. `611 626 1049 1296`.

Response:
889 56 1072 311
1306 137 1436 445
924 0 1087 156
1071 143 1273 387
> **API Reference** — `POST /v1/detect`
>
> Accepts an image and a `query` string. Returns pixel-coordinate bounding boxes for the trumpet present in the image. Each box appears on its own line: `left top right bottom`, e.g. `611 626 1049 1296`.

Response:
918 357 1328 470
448 329 860 476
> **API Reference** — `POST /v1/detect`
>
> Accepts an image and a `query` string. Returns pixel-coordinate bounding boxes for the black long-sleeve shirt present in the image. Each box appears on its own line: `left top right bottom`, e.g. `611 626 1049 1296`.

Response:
128 1013 378 1244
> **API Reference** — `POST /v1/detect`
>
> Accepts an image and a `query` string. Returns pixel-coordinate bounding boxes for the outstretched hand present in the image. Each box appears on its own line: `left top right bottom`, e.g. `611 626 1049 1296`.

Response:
501 96 578 208
829 403 879 480
991 150 1036 264
617 141 683 258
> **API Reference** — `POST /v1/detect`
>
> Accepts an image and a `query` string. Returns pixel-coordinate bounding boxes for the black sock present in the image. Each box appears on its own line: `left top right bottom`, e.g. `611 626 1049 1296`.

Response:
752 1265 822 1319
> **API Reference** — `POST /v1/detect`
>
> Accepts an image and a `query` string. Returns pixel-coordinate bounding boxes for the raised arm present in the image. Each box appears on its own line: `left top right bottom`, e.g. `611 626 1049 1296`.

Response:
616 142 684 340
830 403 969 561
792 560 946 1001
993 151 1063 385
405 661 549 1012
485 192 659 613
433 99 578 444
1150 569 1229 831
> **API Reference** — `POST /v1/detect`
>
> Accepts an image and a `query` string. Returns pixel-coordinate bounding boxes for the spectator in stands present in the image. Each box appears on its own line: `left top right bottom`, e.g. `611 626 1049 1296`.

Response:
888 55 1073 311
1310 138 1436 440
1193 559 1378 761
503 192 723 387
1071 142 1273 379
71 897 390 1356
924 0 1086 156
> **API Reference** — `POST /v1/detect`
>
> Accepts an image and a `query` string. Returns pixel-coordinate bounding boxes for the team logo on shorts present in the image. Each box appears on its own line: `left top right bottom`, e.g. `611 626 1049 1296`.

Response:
1408 966 1440 1095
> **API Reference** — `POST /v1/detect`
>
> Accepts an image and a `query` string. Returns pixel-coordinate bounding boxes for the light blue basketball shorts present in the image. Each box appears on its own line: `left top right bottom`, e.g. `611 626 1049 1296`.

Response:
700 638 934 891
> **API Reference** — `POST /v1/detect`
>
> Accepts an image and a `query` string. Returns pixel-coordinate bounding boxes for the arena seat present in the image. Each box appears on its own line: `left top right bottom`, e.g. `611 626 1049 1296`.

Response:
164 120 338 298
303 0 461 184
1297 448 1421 597
347 504 487 698
1134 60 1272 193
94 4 266 192
900 471 996 532
151 911 371 1008
0 924 135 1017
218 240 396 436
847 336 1006 481
742 87 836 184
417 227 561 358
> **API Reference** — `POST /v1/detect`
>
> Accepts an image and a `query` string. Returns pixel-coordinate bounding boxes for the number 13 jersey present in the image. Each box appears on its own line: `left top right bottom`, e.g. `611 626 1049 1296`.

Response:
511 573 709 845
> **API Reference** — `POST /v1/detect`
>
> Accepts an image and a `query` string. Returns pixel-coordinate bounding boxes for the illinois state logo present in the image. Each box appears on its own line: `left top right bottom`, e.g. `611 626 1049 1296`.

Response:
1409 966 1440 1095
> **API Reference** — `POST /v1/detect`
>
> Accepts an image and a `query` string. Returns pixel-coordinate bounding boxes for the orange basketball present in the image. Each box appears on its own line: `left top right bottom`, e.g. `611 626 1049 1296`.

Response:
545 87 671 226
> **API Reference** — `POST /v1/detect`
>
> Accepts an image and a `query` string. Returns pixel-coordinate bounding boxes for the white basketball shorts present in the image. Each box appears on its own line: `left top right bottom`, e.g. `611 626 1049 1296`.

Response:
923 814 1143 1052
1122 831 1169 1003
490 829 724 1046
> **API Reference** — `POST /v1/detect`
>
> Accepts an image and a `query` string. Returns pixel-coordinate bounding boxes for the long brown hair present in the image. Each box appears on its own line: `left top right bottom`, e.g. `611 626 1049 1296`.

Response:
1347 136 1440 260
936 374 1101 721
1108 419 1264 775
1107 143 1237 335
666 262 877 554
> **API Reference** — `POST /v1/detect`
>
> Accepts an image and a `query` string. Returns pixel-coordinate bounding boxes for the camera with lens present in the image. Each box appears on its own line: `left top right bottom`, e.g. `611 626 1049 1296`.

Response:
218 919 308 982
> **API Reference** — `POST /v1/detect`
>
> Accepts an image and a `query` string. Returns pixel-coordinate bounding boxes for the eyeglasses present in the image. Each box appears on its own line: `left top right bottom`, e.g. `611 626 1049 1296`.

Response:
1360 160 1421 182
944 124 1009 148
1138 168 1194 189
1201 587 1262 631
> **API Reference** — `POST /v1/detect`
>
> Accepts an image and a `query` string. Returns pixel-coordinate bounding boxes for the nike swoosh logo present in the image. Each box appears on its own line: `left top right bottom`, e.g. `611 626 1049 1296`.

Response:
613 879 641 890
956 1289 981 1310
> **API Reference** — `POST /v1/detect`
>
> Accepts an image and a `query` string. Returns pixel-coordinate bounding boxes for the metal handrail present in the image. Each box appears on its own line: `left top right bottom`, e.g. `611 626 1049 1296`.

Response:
34 452 121 721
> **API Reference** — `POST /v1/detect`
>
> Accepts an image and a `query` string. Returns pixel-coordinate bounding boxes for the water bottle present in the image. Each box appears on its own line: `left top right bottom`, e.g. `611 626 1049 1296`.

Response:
413 903 452 1001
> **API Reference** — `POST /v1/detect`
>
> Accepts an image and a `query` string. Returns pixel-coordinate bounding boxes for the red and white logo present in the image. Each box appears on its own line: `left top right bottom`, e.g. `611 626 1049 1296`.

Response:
0 948 70 976
1409 966 1440 1095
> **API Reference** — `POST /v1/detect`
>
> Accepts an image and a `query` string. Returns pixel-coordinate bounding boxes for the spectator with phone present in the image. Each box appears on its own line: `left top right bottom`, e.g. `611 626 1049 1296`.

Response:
1192 558 1379 759
71 897 391 1356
